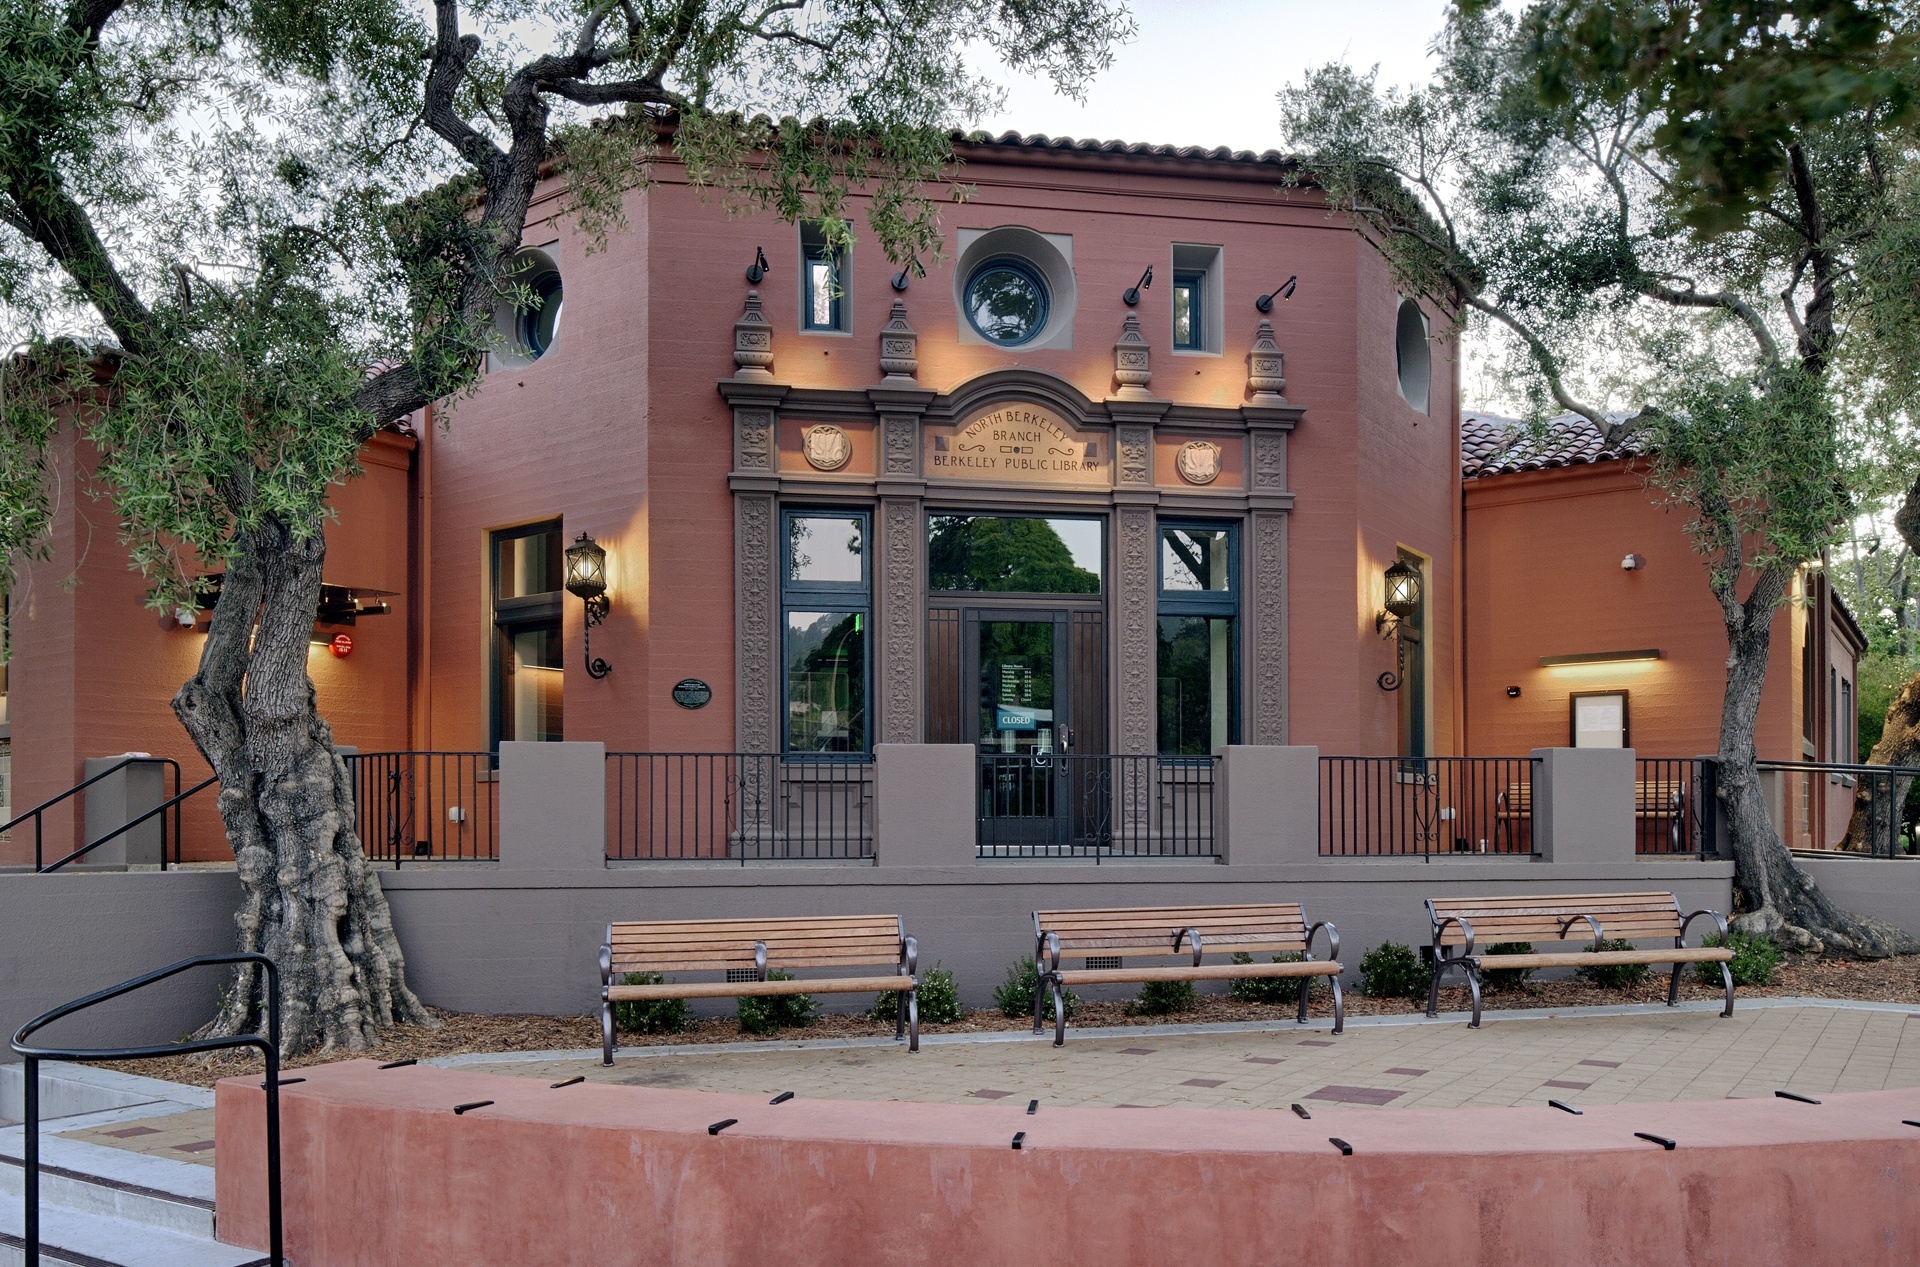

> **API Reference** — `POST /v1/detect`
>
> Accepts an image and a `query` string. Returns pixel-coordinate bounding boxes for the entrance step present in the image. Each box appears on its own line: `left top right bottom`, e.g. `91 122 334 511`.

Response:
0 1136 215 1238
0 1199 265 1267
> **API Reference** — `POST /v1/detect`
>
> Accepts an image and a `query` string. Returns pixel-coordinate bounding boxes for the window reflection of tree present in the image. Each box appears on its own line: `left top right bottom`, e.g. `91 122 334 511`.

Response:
788 612 865 751
929 517 1099 593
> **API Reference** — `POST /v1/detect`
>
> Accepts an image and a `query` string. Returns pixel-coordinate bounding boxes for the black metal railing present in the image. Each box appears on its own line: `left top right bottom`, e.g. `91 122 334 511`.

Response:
605 753 873 862
976 753 1216 860
1 756 191 871
1320 756 1539 856
1634 757 1718 856
1757 759 1920 857
36 773 218 873
343 752 499 865
11 953 283 1267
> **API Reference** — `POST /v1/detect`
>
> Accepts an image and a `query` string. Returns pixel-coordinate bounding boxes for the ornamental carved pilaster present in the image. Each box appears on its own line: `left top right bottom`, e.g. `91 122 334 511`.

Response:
1113 312 1152 399
734 407 775 474
733 290 775 380
881 413 918 478
878 300 918 382
1250 430 1286 492
1246 318 1286 404
1116 425 1152 486
1247 510 1289 743
878 497 922 743
734 492 780 762
1114 505 1156 756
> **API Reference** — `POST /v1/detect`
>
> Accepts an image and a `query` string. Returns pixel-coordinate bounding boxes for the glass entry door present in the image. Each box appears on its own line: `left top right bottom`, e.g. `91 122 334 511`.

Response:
968 611 1069 850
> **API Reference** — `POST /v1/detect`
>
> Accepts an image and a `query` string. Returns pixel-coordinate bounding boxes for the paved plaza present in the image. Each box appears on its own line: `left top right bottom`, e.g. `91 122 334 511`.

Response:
446 999 1920 1112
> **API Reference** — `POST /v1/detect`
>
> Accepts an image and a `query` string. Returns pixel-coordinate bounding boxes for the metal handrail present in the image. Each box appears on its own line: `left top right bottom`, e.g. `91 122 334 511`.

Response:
10 952 283 1267
1 757 181 868
36 774 219 873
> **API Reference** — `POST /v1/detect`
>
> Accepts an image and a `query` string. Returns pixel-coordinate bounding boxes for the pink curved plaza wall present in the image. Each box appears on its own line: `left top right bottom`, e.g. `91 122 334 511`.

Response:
217 1061 1920 1266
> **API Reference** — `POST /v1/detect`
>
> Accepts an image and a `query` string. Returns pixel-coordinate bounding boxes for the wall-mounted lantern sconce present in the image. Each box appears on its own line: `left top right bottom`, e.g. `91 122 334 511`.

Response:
891 256 924 292
1374 558 1422 691
1255 275 1298 312
564 531 613 679
746 247 770 284
1123 265 1153 306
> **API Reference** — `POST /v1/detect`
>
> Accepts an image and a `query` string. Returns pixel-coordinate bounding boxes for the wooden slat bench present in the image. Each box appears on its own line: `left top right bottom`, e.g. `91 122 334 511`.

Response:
1031 903 1344 1046
599 914 918 1063
1425 891 1735 1027
1495 781 1690 851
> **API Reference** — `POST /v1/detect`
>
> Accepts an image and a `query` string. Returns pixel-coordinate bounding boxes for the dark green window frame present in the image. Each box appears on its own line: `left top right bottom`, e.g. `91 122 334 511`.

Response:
1172 269 1205 351
489 519 565 753
781 508 872 755
1156 521 1239 755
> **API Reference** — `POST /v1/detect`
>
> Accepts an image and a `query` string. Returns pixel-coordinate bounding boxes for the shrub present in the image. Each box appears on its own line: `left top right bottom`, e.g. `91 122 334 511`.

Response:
1228 952 1305 1004
613 972 692 1035
1126 979 1198 1016
1360 941 1427 1000
1577 940 1651 989
992 958 1078 1021
870 963 963 1024
1696 931 1781 987
736 972 816 1035
1479 943 1535 993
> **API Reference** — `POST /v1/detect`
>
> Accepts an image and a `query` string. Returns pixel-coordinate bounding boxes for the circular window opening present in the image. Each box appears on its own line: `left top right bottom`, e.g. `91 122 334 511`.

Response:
964 258 1050 346
1395 298 1430 413
494 249 563 367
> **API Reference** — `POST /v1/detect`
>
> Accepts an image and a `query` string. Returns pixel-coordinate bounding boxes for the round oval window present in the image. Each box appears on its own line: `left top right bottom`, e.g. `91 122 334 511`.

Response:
520 267 563 359
964 258 1049 345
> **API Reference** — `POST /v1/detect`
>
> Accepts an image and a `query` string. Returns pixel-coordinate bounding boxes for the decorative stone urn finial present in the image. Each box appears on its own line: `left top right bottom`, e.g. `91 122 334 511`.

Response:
1112 312 1152 399
1246 318 1287 403
878 300 918 382
733 290 774 380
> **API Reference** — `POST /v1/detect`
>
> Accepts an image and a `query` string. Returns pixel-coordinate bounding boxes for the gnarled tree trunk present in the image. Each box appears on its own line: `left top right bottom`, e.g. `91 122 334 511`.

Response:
174 517 433 1055
1718 567 1914 957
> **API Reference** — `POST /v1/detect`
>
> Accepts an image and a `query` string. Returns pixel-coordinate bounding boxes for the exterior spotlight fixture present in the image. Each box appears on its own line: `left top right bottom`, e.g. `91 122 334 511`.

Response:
563 531 613 679
1123 265 1153 306
891 256 924 292
1255 275 1298 312
746 247 770 284
1621 553 1646 571
1374 557 1422 691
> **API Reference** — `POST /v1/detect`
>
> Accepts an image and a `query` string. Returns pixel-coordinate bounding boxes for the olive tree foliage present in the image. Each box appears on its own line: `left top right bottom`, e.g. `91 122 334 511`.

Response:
1277 2 1920 955
0 0 1132 1055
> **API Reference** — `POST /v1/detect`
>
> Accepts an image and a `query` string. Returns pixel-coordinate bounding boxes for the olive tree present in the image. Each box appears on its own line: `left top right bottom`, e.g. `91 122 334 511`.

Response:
1278 1 1919 954
0 0 1132 1054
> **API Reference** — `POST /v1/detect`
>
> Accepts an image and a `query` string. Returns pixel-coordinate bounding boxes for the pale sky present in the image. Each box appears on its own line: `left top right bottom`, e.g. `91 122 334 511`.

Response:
972 0 1453 152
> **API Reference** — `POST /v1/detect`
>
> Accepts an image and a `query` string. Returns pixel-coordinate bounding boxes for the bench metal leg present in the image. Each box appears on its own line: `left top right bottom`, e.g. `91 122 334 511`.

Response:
601 998 615 1067
1032 962 1047 1035
1667 959 1683 1008
1719 961 1734 1018
1330 975 1344 1034
1051 975 1068 1047
908 987 920 1053
1465 964 1482 1028
1296 974 1311 1025
895 988 907 1042
1425 958 1445 1019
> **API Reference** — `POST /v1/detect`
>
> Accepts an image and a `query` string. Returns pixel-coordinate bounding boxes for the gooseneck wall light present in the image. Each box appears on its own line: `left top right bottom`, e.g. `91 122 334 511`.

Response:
746 247 770 284
564 531 613 679
1123 265 1154 306
1255 275 1298 312
1374 557 1422 691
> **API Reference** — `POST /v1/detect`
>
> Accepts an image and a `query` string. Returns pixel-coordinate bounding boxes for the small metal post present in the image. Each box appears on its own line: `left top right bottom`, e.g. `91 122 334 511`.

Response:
24 1054 38 1267
263 959 284 1267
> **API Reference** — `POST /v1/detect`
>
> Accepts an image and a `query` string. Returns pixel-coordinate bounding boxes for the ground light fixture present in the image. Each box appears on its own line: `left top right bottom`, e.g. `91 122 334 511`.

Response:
1375 558 1422 691
564 531 613 679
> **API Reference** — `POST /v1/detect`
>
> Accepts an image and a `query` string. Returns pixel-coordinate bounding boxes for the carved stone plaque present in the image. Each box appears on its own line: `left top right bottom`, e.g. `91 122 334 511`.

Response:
924 403 1107 487
802 424 852 471
1175 441 1222 485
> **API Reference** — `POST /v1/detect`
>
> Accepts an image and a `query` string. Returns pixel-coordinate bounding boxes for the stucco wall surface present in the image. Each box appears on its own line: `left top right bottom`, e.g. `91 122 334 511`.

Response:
215 1062 1920 1266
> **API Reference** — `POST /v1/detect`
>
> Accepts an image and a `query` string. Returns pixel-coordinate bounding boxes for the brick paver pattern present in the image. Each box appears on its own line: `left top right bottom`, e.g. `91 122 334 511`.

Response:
459 1005 1920 1112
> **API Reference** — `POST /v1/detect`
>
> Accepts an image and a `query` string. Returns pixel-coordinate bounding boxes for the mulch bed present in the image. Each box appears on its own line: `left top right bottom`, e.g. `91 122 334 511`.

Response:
92 953 1920 1090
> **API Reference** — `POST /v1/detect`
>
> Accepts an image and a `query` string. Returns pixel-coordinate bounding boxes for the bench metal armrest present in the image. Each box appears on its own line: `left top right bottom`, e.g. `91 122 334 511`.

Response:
900 935 919 979
754 940 768 982
1431 915 1476 961
1174 927 1204 967
1677 908 1729 949
599 942 613 999
1042 931 1062 977
1304 920 1340 964
1559 913 1605 952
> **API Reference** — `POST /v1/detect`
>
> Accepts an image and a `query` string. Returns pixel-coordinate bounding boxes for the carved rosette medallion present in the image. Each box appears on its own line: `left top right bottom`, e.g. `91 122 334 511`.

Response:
1246 318 1286 402
1113 312 1152 399
802 424 852 471
1175 440 1222 486
733 290 774 380
878 300 919 382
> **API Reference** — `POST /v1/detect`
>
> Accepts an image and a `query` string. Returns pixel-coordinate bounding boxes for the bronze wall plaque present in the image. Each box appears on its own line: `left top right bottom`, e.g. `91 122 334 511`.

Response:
924 404 1108 487
671 678 713 709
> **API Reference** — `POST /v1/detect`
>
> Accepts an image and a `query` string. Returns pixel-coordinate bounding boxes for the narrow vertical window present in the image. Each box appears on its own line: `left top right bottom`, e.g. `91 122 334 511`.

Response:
1172 270 1204 351
782 510 870 752
491 521 565 747
800 222 848 333
1157 523 1237 755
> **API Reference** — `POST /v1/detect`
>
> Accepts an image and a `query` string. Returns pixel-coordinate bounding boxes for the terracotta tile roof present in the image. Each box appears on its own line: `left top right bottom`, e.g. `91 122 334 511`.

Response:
1461 410 1647 479
955 130 1302 172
